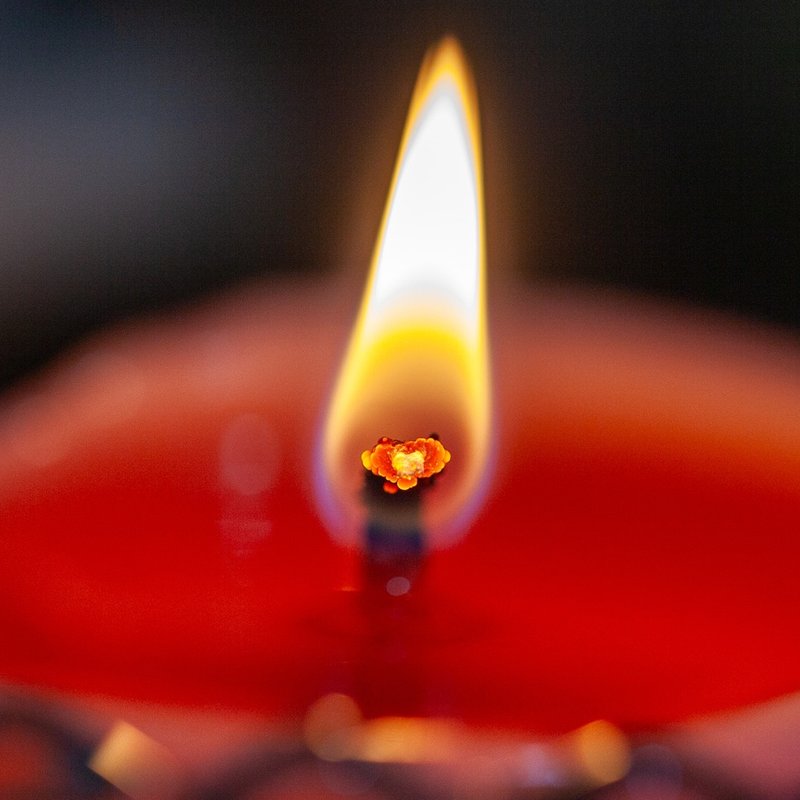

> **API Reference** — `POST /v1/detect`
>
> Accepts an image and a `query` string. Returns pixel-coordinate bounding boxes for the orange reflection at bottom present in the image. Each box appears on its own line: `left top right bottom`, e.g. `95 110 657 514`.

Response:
302 691 629 791
89 721 184 799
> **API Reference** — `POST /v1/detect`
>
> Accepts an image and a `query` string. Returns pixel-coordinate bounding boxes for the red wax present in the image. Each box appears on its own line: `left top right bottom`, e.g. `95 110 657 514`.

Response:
1 283 799 733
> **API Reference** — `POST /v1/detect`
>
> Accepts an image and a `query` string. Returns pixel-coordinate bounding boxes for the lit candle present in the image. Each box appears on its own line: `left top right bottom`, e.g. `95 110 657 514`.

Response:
1 38 799 745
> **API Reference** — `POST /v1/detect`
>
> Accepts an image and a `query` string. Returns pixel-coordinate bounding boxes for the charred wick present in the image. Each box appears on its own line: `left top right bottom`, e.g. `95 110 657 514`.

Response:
361 435 451 493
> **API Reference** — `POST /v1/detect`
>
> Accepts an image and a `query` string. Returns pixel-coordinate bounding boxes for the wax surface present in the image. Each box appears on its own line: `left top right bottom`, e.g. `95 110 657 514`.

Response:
1 284 799 733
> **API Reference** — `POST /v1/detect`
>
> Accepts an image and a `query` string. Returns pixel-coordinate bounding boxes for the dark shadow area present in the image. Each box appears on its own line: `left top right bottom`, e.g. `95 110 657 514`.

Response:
2 1 797 388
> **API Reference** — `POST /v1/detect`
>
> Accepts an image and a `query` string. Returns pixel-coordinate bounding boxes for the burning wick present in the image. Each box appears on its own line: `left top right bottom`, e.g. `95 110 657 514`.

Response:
361 436 451 494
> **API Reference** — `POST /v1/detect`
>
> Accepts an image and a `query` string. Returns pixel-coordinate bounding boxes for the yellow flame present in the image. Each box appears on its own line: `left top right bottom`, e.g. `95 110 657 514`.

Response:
320 37 491 546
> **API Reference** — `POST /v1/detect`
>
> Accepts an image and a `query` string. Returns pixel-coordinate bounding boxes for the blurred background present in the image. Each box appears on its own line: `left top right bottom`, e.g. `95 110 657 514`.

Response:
1 0 797 389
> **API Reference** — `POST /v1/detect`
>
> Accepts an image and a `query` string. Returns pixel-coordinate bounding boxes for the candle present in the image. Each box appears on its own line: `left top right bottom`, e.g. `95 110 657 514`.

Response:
1 36 799 748
2 281 800 732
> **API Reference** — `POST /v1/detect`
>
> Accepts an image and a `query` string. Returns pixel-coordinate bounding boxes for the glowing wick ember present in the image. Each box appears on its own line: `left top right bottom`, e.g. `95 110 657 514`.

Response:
361 436 451 494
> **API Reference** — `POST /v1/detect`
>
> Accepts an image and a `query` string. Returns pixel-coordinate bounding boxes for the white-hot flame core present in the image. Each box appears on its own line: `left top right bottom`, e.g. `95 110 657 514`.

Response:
364 82 480 342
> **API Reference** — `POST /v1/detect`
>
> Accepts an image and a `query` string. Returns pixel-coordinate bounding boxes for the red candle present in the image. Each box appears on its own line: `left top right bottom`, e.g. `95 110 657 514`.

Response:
1 281 799 735
1 37 799 745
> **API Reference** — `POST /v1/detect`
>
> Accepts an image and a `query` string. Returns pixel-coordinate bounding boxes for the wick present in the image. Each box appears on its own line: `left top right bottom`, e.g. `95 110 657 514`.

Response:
361 435 450 493
362 510 424 597
359 434 448 591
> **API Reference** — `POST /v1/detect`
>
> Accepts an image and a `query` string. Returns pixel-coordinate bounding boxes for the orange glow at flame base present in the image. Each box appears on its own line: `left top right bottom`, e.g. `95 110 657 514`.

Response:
361 436 451 493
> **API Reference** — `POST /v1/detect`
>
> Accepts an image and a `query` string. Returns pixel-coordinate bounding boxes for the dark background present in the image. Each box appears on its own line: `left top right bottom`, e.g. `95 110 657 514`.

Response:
1 1 797 389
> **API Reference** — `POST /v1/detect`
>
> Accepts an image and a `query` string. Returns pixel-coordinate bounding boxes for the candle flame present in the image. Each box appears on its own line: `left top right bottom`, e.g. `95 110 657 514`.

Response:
319 37 491 547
